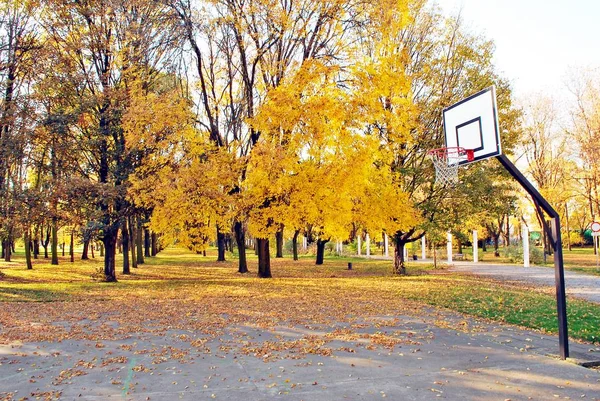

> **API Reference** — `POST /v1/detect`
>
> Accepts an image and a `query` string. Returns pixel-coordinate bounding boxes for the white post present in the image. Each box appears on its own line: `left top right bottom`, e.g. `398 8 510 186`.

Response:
473 230 478 263
358 235 362 256
523 225 530 267
366 233 371 257
447 231 453 263
303 236 307 251
422 236 426 260
384 234 389 257
403 245 408 261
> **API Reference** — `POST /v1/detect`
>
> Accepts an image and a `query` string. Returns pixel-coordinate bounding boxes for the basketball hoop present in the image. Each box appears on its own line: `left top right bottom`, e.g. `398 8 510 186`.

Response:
428 147 474 185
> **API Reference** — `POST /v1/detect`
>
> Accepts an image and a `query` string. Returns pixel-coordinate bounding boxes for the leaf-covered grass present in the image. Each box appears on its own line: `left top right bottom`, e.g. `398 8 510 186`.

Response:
1 246 598 344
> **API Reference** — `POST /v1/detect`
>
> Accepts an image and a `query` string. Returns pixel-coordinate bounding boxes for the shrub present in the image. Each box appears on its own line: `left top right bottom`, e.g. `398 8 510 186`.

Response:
502 243 545 265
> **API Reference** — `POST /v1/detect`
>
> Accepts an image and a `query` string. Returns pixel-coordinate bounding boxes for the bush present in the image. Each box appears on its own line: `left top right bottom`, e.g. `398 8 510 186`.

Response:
502 243 545 265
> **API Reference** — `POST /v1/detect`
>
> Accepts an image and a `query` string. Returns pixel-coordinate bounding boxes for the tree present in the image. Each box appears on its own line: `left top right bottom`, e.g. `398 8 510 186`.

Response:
0 0 38 262
42 0 180 281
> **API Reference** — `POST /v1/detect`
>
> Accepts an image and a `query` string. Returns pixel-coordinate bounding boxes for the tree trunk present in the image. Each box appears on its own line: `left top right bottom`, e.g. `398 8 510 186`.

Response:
217 228 226 262
457 238 463 253
51 218 59 265
103 230 118 282
3 237 11 262
129 216 137 269
275 228 284 258
70 229 74 263
257 238 271 278
33 227 39 259
144 228 151 257
82 238 90 260
316 239 328 265
493 233 500 256
122 218 130 275
100 243 104 257
136 218 144 265
24 231 33 270
91 242 95 258
151 232 157 256
393 233 406 275
481 239 487 252
292 230 299 261
62 241 65 257
234 222 248 273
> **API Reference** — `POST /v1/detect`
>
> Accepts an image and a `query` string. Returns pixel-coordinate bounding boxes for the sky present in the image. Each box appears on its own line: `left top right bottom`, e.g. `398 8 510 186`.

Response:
437 0 600 99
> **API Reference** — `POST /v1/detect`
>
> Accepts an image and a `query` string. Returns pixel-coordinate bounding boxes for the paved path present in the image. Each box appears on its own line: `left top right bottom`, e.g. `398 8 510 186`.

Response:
449 261 600 304
1 311 600 401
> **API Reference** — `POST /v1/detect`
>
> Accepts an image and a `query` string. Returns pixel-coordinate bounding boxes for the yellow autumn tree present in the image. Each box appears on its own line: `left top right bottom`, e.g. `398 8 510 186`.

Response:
249 58 419 268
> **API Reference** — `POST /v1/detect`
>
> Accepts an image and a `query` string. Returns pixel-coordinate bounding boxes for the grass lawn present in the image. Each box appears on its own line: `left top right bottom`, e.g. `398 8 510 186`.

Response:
0 246 599 345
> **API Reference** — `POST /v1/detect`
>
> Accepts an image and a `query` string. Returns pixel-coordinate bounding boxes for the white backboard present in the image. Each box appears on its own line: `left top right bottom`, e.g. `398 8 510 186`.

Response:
443 86 502 165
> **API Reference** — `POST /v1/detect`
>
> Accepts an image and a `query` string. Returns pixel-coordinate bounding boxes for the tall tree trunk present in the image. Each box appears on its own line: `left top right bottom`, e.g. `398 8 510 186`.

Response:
62 241 65 257
100 243 104 257
24 230 33 270
493 233 500 256
275 228 284 258
292 230 299 261
103 230 118 282
144 228 151 257
315 239 328 265
393 233 406 275
234 222 248 273
42 223 50 259
151 232 157 256
257 238 271 278
91 242 95 258
70 229 74 263
122 218 130 275
136 218 144 265
129 216 137 269
51 218 59 265
217 227 226 262
82 239 90 260
3 236 11 262
33 226 39 259
457 238 462 253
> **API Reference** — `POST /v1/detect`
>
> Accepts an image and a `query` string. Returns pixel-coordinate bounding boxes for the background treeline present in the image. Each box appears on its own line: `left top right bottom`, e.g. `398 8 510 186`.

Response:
0 0 598 280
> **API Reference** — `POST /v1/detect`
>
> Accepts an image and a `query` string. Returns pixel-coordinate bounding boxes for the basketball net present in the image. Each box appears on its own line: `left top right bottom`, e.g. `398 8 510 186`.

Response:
428 147 474 186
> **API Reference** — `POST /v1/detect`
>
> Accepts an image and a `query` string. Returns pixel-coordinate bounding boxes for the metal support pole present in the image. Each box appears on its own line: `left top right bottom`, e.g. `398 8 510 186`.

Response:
497 154 568 359
422 236 426 260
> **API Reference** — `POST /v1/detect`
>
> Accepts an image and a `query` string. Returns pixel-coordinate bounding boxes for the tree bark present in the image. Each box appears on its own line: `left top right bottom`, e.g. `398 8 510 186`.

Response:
257 238 271 278
217 228 226 262
33 226 39 259
24 230 33 270
144 228 151 257
393 233 406 275
51 218 59 265
129 216 137 269
82 238 90 260
70 229 74 263
122 218 130 275
151 232 157 256
315 239 328 265
275 228 284 258
234 221 248 273
292 230 299 261
103 229 118 282
136 218 144 265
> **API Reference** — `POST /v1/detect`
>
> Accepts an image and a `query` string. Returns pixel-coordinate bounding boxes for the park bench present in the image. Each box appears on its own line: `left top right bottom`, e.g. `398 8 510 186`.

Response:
453 253 464 261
